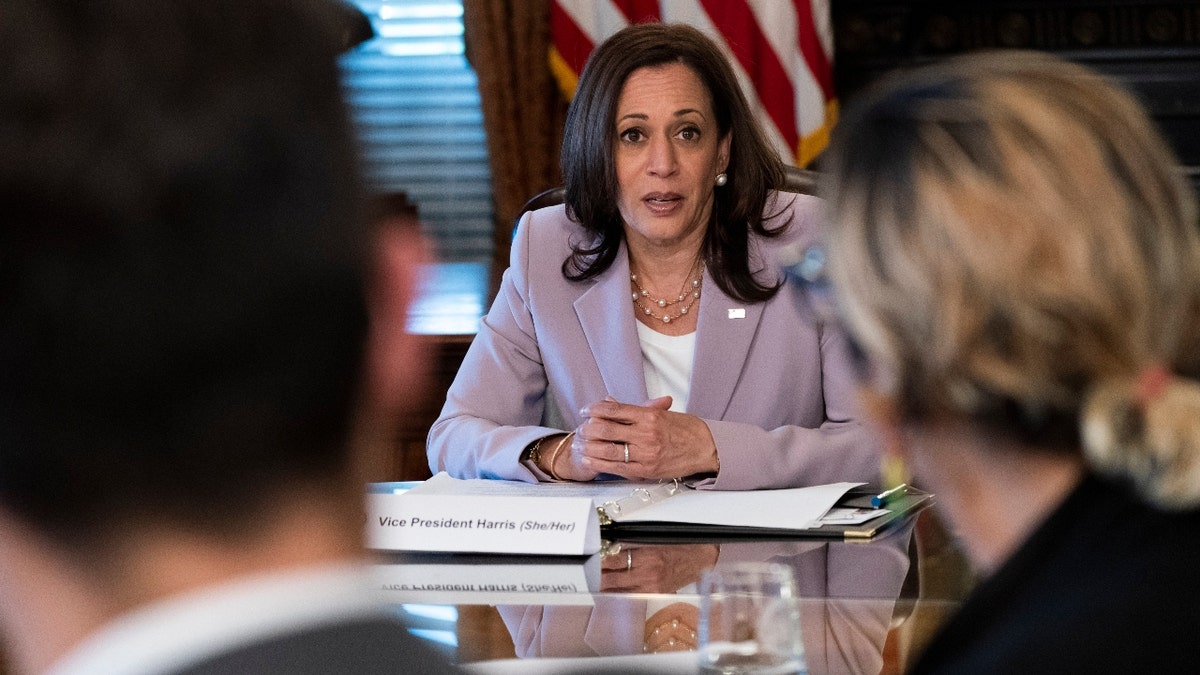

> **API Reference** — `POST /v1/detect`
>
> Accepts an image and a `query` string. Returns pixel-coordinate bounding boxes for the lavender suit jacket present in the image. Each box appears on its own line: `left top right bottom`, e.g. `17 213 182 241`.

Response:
427 191 880 490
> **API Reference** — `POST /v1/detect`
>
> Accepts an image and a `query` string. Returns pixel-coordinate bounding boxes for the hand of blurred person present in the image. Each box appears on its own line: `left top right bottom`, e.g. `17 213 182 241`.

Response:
363 218 432 420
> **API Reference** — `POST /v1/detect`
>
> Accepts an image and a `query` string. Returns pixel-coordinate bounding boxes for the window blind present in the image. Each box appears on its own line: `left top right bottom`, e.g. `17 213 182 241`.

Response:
340 0 494 265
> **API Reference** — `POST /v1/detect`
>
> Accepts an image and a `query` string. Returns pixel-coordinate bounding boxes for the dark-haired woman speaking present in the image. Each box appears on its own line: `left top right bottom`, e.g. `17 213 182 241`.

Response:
428 23 876 489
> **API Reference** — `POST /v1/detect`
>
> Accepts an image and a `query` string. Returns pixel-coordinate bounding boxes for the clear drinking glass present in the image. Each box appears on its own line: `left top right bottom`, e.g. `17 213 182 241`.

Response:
697 562 805 674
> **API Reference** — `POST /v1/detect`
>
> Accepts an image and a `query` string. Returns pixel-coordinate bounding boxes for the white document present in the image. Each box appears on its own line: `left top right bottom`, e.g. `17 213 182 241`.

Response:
816 506 891 525
611 481 862 529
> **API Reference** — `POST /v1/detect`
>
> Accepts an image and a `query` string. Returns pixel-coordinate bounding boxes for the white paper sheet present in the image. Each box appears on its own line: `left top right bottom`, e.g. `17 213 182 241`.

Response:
404 473 861 531
614 482 861 529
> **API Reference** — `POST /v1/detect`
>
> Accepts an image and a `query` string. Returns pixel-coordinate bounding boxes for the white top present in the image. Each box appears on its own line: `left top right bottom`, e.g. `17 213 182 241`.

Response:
636 322 696 413
45 564 387 675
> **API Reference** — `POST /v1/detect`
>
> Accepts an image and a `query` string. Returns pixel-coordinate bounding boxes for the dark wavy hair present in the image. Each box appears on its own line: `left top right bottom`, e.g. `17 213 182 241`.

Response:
560 22 788 303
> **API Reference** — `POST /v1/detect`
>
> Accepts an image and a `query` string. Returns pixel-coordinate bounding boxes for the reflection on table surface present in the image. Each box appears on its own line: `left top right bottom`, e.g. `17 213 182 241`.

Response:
377 507 977 674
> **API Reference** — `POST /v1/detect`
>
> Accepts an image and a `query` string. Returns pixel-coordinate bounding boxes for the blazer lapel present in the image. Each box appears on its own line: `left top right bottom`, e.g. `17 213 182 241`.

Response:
574 246 649 405
688 268 765 419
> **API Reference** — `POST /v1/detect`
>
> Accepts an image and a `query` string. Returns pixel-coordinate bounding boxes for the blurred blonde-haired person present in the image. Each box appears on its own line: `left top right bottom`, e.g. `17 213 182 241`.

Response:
822 50 1200 673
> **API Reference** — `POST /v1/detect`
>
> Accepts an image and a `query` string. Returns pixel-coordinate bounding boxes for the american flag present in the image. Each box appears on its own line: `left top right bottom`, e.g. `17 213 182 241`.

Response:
549 0 836 167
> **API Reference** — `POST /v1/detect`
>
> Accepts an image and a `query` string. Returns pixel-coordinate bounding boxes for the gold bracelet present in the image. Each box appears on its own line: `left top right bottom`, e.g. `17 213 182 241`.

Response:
545 432 574 481
525 436 547 466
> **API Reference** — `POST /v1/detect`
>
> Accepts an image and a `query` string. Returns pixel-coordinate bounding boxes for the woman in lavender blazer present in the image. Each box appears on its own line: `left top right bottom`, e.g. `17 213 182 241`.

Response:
427 24 879 489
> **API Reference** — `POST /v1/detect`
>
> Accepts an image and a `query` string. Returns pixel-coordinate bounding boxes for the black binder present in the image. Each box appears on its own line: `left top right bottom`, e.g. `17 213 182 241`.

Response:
600 485 933 541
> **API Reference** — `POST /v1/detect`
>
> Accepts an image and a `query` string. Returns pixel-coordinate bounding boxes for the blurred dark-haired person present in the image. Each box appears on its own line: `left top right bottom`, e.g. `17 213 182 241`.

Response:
0 1 456 673
822 50 1200 673
429 22 876 490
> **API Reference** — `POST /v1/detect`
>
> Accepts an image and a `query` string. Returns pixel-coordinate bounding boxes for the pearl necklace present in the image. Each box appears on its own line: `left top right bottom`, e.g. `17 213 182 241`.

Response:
630 261 703 324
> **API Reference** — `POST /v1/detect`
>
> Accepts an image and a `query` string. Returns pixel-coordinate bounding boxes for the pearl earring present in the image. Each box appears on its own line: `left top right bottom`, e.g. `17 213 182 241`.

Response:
715 172 728 187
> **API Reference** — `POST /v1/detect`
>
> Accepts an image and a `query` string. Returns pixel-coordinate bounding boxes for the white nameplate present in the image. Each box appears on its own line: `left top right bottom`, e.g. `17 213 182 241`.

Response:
366 491 600 556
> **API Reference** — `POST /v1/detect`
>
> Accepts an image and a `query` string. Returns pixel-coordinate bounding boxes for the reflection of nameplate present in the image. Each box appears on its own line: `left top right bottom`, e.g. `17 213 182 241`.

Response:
374 552 601 605
366 475 601 555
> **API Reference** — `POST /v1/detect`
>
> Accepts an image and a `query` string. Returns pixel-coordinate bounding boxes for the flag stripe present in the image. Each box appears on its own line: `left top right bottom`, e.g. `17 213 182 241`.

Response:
700 0 799 154
549 0 835 166
550 2 596 77
557 0 633 47
614 0 661 23
794 0 833 98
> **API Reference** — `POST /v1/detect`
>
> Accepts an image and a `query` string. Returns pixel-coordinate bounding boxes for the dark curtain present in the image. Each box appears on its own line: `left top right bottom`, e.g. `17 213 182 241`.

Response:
463 0 568 300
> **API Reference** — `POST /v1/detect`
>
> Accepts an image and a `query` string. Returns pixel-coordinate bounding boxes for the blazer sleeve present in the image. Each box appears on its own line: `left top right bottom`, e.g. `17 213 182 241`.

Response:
425 210 564 482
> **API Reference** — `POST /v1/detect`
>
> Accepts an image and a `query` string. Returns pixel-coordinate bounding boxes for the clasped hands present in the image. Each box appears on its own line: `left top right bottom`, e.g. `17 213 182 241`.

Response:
547 395 719 481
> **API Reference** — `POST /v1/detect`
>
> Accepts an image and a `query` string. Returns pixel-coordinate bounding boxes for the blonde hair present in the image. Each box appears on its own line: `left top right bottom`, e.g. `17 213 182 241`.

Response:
822 50 1200 508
